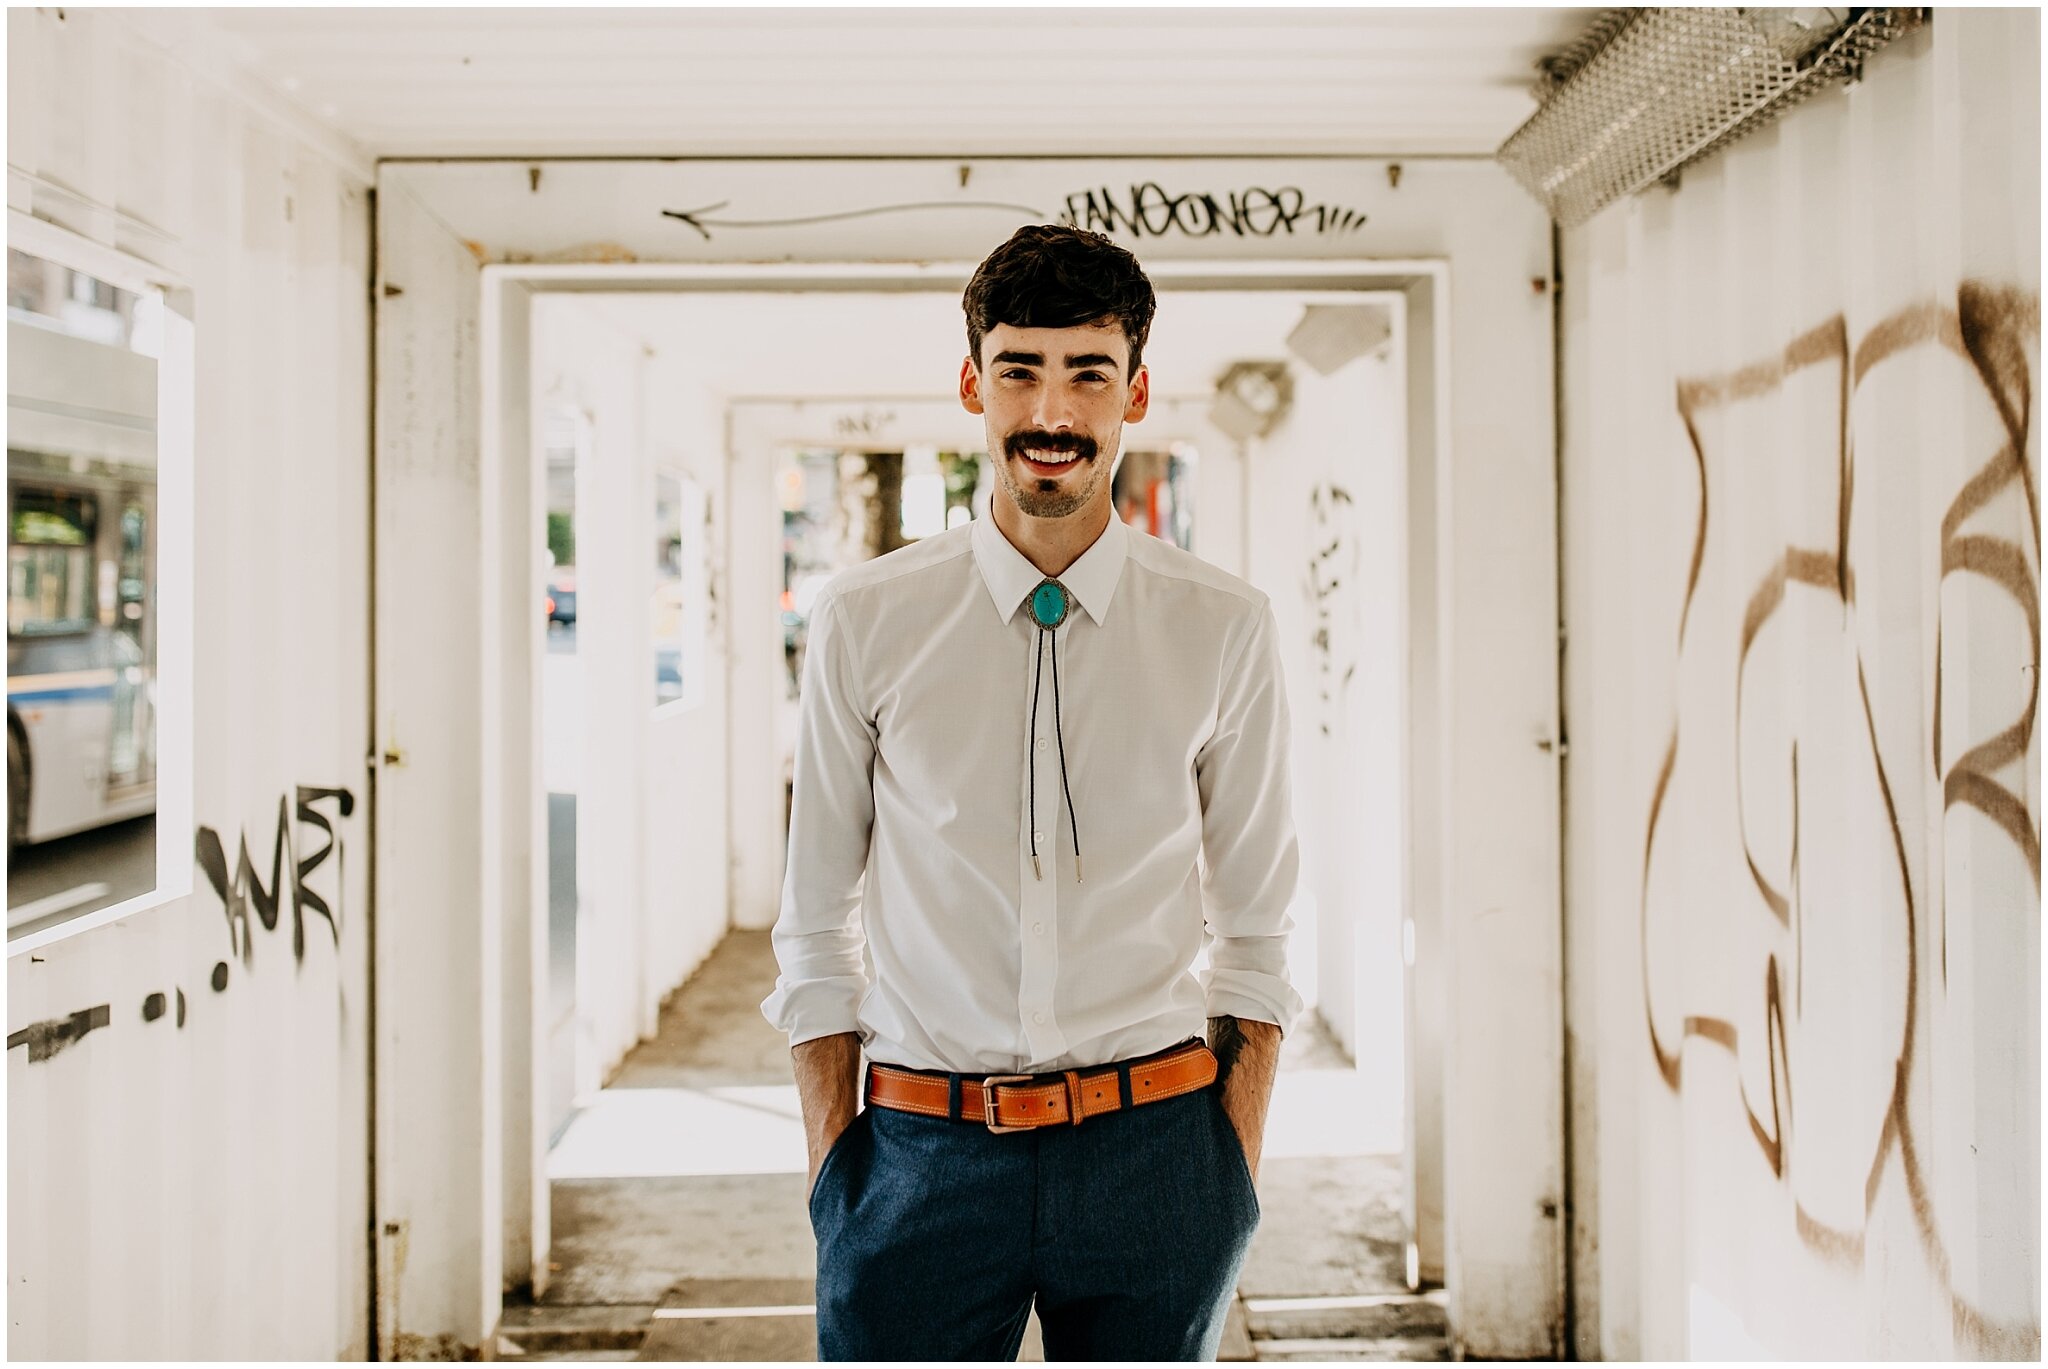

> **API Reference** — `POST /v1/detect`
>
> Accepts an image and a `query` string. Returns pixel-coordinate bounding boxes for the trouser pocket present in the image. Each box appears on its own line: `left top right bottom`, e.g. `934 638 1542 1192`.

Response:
1209 1090 1262 1223
808 1111 867 1221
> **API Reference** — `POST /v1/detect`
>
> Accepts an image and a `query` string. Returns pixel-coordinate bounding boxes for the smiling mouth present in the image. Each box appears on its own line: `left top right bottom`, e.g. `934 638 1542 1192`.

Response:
1018 449 1088 474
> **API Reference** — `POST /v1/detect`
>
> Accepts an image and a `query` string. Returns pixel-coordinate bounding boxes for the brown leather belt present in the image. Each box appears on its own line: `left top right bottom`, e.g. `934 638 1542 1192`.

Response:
865 1039 1218 1133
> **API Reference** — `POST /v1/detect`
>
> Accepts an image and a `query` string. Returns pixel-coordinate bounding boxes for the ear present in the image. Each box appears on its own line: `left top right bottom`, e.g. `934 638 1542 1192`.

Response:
1123 364 1150 424
959 355 985 416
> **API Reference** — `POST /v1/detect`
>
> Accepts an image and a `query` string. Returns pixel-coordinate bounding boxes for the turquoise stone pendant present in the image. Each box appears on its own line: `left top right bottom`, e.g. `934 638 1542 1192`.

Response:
1029 579 1072 630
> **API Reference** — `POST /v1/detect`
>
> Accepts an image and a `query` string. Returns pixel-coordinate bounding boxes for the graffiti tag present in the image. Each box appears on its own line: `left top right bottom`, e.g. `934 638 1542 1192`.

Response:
9 783 359 1065
1059 183 1367 239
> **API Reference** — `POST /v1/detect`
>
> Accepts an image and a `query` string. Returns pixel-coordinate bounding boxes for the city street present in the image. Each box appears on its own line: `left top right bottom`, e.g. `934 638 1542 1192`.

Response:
7 812 156 938
544 619 580 792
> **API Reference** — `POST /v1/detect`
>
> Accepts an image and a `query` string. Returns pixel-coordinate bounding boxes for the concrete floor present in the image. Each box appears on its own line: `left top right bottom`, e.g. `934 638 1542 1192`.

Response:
509 931 1444 1362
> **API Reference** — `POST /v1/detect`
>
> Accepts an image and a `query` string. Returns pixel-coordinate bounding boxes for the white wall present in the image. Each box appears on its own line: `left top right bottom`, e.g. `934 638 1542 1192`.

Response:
1245 329 1406 1081
375 176 496 1357
725 405 791 934
1561 13 2040 1358
6 9 373 1359
485 275 548 1300
530 296 733 1086
532 298 648 1084
1400 274 1449 1289
639 345 732 1026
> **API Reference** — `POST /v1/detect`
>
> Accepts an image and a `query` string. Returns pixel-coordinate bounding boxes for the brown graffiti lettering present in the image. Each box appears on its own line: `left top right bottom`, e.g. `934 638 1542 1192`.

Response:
1643 284 2039 1355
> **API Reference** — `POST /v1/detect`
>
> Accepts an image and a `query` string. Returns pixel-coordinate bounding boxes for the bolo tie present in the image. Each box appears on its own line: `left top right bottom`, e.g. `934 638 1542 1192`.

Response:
1027 578 1082 883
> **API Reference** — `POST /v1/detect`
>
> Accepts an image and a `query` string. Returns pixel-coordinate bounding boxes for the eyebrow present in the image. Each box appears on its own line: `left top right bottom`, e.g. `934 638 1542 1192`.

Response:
990 350 1122 373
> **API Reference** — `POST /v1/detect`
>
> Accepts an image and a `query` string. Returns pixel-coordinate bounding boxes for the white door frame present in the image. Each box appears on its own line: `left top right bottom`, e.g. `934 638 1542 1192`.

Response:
468 259 1457 1313
378 155 1560 1357
384 244 1562 1362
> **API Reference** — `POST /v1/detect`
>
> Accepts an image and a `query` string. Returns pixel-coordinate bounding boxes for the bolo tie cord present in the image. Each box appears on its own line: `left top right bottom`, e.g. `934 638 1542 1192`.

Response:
1028 621 1083 883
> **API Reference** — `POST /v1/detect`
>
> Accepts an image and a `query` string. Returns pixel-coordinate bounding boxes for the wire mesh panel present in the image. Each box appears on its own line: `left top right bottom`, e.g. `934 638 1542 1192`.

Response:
1499 7 1925 227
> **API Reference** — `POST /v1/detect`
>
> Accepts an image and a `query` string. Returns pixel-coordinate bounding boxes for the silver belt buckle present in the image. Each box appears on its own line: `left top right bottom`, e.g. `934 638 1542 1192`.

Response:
980 1074 1035 1133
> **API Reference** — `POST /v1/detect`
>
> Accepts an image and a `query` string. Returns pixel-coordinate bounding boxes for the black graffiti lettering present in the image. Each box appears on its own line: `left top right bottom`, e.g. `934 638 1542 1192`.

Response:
293 785 355 963
7 1005 110 1063
1176 192 1222 236
833 408 897 439
1132 182 1178 237
196 785 355 970
1235 186 1279 237
1316 204 1368 235
1069 186 1144 238
1074 188 1106 234
1276 188 1307 232
197 797 288 966
1059 183 1367 240
1305 483 1362 738
10 784 356 1066
6 788 349 1066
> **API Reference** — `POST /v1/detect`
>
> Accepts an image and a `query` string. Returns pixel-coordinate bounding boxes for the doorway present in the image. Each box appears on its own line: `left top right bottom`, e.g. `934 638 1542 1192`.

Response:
495 279 1434 1357
376 155 1567 1361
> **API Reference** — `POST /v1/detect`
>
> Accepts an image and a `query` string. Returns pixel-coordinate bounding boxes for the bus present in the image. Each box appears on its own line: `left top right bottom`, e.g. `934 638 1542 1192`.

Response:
7 459 157 847
6 261 161 854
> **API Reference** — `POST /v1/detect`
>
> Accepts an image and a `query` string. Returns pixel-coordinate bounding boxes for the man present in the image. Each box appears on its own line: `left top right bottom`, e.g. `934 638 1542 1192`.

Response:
763 223 1302 1361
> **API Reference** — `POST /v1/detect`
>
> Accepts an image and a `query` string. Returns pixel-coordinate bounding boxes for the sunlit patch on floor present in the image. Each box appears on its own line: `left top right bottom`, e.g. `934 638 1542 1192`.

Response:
547 1085 807 1180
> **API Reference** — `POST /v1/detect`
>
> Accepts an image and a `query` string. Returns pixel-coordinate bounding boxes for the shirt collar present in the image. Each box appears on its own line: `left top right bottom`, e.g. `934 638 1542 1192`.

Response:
970 513 1127 627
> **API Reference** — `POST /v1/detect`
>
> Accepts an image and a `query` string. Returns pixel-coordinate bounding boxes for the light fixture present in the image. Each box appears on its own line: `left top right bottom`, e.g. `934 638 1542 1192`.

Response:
1285 304 1394 377
1497 7 1925 227
1208 361 1294 442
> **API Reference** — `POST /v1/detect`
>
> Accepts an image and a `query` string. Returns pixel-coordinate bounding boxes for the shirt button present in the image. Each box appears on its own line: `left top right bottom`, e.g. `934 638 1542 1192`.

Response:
1032 1011 1046 1025
1037 738 1048 751
1032 922 1045 935
1033 831 1044 844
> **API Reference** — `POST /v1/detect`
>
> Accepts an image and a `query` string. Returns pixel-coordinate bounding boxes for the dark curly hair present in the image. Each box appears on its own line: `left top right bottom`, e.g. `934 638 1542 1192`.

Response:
962 224 1157 375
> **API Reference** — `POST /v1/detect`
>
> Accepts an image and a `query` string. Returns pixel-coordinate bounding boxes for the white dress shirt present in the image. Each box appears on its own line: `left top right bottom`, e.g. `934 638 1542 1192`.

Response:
761 513 1303 1074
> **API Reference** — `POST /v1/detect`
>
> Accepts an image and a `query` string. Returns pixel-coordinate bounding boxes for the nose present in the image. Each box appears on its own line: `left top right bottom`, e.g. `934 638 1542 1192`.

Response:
1030 386 1078 435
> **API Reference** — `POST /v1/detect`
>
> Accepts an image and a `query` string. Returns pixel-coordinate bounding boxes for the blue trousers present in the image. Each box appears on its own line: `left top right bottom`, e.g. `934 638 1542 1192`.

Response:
808 1075 1261 1361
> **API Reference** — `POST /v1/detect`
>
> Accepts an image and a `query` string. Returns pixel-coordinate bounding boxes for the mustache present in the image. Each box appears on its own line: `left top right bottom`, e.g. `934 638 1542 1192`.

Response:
1006 430 1097 462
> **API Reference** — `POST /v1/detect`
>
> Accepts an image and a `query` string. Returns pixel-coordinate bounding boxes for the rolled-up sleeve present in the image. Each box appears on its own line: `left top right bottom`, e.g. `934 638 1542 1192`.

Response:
760 587 876 1046
1194 599 1305 1034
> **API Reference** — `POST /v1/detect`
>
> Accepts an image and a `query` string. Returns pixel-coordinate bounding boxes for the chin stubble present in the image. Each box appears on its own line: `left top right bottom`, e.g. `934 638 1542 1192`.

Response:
1000 457 1101 519
999 429 1108 519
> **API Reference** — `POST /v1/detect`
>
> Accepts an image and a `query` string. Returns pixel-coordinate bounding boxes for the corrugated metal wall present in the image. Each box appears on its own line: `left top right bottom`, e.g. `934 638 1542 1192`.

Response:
1562 11 2040 1358
6 9 373 1361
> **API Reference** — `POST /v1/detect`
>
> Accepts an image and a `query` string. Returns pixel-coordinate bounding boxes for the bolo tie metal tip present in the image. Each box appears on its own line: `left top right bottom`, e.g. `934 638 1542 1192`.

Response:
1032 853 1042 882
1075 856 1083 883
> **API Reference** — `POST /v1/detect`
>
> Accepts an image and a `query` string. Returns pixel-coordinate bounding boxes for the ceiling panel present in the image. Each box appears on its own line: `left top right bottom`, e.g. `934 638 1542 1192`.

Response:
151 6 1591 160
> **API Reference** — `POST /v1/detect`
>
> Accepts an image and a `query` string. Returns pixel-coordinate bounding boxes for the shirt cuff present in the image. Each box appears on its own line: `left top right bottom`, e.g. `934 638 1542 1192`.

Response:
1201 967 1305 1038
759 975 867 1048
